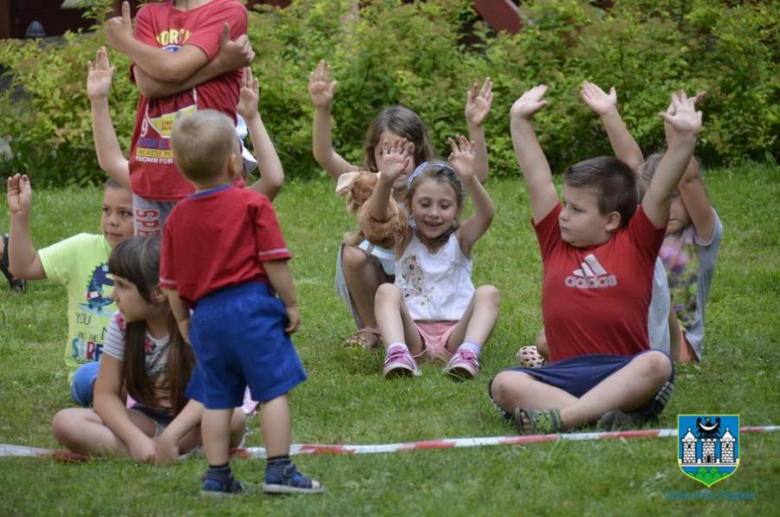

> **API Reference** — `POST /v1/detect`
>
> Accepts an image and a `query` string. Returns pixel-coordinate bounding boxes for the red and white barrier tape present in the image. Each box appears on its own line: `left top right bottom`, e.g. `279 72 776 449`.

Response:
2 426 777 461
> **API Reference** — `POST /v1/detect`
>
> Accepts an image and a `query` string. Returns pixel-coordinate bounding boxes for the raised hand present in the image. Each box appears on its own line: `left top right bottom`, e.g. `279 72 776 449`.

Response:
510 85 549 122
664 90 705 143
87 46 115 100
659 90 702 137
377 137 413 183
105 1 134 52
448 135 476 182
580 82 616 116
6 174 32 218
309 60 336 108
465 78 493 127
237 67 260 121
216 23 254 72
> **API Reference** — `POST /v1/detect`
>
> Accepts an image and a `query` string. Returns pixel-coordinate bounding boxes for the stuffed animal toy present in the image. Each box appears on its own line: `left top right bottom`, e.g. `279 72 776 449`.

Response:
335 171 407 250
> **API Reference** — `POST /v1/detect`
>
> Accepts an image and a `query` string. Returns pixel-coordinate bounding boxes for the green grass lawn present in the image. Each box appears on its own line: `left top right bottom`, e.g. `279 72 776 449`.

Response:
1 164 778 515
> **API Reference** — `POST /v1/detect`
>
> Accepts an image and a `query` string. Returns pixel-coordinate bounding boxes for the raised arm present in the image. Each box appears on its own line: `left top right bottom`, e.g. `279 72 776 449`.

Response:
464 78 493 184
88 47 130 189
133 24 254 99
238 68 284 201
509 85 558 224
366 138 413 222
580 82 644 174
450 136 493 257
309 61 357 179
6 174 46 279
664 92 715 241
93 353 157 462
642 91 702 228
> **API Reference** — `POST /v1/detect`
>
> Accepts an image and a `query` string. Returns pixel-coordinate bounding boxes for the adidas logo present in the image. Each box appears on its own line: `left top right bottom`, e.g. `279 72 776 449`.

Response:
565 254 618 289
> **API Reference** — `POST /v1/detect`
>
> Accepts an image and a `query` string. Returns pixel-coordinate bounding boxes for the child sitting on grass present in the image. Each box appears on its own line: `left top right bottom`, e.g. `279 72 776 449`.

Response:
309 60 493 350
6 174 133 407
51 236 245 463
160 110 323 495
642 98 722 363
490 87 703 433
367 136 498 380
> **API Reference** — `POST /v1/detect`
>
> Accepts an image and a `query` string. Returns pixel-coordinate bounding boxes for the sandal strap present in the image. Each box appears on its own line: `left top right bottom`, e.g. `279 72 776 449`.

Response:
514 407 563 435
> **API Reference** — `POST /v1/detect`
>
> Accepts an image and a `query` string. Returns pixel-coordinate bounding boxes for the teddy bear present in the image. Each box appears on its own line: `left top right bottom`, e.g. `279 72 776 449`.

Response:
335 171 407 250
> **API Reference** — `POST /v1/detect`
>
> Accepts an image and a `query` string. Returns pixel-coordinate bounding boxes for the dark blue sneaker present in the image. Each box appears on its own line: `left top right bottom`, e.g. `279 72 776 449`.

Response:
263 464 325 495
200 475 246 497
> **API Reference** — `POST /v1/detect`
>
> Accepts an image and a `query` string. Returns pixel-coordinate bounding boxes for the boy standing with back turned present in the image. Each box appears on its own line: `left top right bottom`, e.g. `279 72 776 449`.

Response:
160 110 324 496
490 88 702 433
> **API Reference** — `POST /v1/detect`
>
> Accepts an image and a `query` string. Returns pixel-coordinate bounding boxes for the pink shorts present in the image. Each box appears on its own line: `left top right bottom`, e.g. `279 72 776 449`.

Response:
414 321 458 363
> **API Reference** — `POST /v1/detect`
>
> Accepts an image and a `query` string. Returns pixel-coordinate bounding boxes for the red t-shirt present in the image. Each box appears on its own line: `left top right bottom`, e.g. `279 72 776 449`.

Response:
159 186 292 305
129 0 247 202
535 204 666 363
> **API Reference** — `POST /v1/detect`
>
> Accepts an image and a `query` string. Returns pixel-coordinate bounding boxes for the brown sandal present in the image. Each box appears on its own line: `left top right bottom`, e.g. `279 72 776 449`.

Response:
343 327 382 350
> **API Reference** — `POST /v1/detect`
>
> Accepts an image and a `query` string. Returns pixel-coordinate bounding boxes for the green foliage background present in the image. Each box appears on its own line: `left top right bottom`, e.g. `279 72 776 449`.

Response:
0 0 777 186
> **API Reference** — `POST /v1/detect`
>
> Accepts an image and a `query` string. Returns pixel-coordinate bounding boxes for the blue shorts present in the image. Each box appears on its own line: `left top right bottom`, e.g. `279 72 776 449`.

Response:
70 361 100 407
489 350 675 419
186 282 307 410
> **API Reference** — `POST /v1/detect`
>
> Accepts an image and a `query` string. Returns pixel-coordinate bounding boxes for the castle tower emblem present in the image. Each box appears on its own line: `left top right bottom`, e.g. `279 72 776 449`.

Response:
678 415 740 487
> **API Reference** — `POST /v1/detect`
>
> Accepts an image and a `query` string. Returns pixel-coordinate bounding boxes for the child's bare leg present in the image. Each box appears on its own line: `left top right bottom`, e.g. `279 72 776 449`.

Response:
260 395 292 457
445 285 500 353
201 409 233 466
176 409 246 453
342 246 389 332
535 329 549 359
559 351 672 429
668 309 682 362
51 408 154 457
375 283 423 354
490 371 578 414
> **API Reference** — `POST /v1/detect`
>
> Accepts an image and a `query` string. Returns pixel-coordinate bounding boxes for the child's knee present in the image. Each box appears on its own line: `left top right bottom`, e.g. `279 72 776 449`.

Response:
638 351 673 382
341 245 369 271
375 283 401 306
475 285 500 308
51 408 80 443
490 371 529 406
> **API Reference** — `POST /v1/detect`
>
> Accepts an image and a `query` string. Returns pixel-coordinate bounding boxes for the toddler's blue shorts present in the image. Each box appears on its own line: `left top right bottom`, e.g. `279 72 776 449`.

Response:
489 350 675 419
186 282 307 410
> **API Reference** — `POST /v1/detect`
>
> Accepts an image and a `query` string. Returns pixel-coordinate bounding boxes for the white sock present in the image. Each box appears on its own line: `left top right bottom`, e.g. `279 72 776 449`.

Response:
387 342 408 355
458 341 482 356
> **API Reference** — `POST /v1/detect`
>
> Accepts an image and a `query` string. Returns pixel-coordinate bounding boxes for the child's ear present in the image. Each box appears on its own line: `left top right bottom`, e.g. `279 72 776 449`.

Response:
227 153 242 179
151 286 167 304
604 211 621 233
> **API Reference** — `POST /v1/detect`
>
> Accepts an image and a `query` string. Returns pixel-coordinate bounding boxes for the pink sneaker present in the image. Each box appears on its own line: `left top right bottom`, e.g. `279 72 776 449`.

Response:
444 349 480 380
382 348 421 378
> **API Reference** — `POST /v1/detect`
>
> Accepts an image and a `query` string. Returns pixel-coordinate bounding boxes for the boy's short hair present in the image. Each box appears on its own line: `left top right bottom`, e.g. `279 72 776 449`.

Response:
563 156 638 228
171 110 238 183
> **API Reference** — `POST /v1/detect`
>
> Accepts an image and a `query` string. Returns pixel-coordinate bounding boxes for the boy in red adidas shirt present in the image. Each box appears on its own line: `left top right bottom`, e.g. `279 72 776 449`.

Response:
490 87 703 434
160 110 323 496
106 0 251 236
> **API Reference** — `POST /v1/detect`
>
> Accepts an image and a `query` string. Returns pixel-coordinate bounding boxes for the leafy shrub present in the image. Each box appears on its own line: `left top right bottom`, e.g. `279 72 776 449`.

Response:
0 0 777 186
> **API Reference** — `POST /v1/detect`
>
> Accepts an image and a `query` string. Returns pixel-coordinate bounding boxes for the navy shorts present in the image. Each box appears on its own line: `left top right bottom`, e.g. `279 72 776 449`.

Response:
489 350 675 419
186 282 307 410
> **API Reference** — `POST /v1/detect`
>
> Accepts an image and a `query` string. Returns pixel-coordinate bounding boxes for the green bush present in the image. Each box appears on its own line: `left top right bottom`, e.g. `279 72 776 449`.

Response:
0 0 777 186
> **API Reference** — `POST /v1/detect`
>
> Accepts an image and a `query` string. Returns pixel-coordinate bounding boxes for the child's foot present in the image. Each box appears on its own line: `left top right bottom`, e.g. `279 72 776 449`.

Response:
200 474 246 497
263 463 325 495
443 349 480 380
513 407 563 435
343 327 382 350
382 347 421 378
597 410 652 431
515 345 545 368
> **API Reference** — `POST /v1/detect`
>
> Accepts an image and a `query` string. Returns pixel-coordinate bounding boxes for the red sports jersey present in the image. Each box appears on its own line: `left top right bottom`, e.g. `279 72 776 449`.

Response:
535 204 666 363
129 0 247 202
160 186 292 305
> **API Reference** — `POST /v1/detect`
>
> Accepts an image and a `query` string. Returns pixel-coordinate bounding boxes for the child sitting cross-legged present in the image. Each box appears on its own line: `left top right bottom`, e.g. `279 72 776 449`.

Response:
367 136 499 380
160 110 323 495
490 87 703 433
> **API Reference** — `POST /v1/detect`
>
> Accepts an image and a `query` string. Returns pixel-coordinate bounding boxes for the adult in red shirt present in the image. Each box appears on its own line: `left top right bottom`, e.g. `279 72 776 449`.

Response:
106 0 250 236
490 86 703 434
